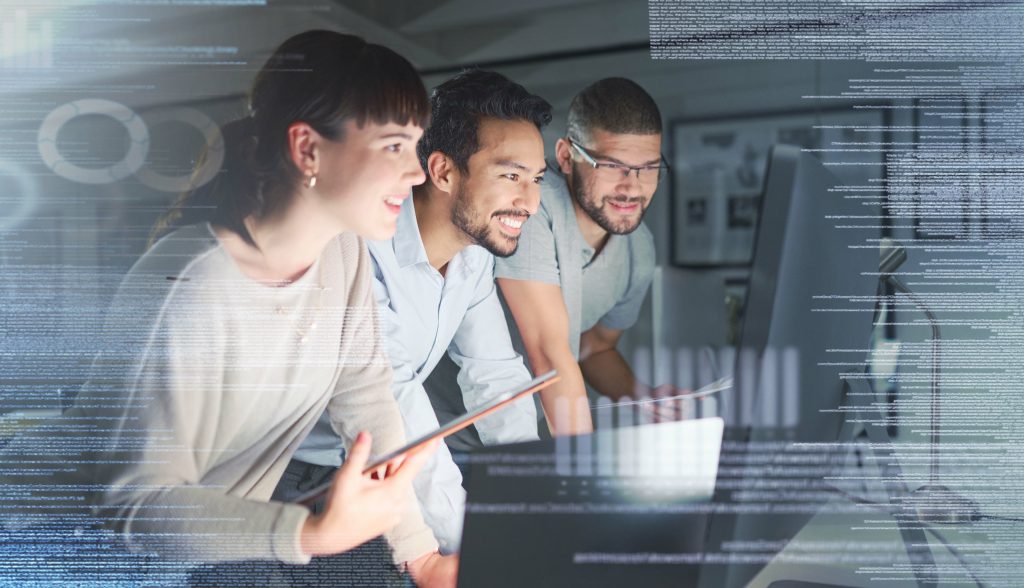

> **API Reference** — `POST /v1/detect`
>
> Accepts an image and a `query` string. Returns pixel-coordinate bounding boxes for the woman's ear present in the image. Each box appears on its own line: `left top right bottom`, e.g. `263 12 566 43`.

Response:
287 121 320 177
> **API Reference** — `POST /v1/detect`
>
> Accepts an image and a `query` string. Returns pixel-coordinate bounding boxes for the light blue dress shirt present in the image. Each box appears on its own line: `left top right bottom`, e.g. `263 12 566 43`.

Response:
292 198 538 552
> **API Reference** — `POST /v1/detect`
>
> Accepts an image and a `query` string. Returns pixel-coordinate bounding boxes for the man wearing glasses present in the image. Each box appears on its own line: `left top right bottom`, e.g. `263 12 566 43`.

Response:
486 77 675 435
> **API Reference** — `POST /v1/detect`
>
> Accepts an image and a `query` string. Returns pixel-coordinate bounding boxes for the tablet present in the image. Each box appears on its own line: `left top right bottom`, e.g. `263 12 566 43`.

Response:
592 375 733 408
293 370 559 505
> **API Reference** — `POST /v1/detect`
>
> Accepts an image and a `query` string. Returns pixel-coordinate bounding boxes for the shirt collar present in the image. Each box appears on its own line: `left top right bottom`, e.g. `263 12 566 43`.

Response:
394 195 429 269
581 235 623 269
392 195 481 274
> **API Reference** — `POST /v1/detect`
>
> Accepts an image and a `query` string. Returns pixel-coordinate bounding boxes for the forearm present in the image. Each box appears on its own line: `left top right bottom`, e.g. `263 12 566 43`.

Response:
100 486 310 564
579 348 650 401
527 346 593 435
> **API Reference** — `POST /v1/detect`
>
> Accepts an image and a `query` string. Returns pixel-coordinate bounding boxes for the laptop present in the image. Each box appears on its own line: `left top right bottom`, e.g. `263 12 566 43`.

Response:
457 417 724 588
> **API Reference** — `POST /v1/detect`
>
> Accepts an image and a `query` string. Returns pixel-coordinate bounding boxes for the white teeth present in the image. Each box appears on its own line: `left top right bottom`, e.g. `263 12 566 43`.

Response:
499 217 524 229
385 196 403 206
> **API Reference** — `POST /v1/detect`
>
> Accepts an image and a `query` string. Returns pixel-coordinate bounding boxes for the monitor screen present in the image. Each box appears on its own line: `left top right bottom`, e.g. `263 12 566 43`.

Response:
699 145 881 587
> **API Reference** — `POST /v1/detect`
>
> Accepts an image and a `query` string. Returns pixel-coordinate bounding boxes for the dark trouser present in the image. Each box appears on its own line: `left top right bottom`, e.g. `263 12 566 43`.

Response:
189 459 412 588
270 459 338 512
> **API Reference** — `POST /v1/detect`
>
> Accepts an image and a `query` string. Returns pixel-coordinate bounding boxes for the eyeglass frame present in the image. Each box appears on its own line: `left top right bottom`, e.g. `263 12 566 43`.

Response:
566 137 670 185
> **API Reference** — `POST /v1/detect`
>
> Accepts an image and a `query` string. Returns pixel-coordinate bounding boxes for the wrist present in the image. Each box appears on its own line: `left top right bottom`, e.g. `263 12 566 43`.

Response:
298 513 323 557
403 549 439 576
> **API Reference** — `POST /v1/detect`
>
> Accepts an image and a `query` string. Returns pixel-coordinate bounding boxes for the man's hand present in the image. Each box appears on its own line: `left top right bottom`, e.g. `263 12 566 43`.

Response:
638 383 692 423
407 550 459 588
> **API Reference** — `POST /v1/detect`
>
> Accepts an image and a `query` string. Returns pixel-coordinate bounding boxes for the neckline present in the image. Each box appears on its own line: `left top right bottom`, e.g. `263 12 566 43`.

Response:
203 222 325 291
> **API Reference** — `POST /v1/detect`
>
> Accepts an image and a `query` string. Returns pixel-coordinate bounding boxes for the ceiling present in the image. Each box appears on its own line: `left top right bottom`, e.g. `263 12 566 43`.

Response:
0 0 652 107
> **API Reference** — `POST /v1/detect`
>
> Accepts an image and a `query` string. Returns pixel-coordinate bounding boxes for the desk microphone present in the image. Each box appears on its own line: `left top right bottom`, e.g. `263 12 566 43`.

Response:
878 239 980 524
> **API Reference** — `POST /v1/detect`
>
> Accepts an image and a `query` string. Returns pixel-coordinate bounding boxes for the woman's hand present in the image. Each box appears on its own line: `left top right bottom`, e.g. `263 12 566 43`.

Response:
299 431 434 557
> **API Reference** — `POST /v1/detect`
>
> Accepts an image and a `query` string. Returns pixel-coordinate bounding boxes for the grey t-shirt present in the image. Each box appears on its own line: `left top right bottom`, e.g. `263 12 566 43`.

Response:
494 172 656 359
424 173 655 442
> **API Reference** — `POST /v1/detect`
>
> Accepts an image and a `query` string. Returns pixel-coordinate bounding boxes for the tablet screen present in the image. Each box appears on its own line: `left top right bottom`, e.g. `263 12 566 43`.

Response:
292 370 559 505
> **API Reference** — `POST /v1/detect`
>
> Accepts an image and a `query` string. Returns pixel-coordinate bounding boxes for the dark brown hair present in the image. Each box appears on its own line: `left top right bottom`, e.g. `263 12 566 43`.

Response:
566 77 662 144
151 30 429 247
416 69 551 174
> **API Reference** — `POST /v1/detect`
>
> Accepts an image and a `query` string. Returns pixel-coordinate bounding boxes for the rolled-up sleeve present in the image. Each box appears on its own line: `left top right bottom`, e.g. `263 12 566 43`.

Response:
448 257 538 445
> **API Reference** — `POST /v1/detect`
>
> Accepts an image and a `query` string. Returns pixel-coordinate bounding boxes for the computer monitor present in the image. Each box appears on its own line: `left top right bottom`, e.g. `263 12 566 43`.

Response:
698 144 880 587
456 145 881 588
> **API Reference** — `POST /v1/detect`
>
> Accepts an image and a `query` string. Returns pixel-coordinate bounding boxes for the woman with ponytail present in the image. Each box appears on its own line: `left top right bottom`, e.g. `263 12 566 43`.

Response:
25 30 454 586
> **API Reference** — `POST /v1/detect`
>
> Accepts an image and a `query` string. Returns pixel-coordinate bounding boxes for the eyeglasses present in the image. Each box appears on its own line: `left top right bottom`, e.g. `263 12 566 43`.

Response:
567 138 670 187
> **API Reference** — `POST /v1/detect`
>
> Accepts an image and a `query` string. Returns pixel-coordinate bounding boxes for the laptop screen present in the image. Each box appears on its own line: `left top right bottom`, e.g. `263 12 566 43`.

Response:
458 417 724 588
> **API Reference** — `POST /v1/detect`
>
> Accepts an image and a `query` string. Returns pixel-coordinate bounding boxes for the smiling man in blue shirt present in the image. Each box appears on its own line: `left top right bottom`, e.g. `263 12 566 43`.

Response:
277 70 551 558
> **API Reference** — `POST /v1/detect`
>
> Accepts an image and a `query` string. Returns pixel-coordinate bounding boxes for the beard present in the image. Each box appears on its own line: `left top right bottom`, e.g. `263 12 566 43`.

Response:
569 162 648 235
450 182 523 258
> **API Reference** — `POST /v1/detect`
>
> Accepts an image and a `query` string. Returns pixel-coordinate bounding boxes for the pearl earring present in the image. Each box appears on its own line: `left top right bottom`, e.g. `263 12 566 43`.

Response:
304 173 317 189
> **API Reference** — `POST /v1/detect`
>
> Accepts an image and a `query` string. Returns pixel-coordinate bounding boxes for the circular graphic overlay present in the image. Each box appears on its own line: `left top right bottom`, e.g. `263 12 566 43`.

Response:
37 99 149 185
0 159 38 231
135 108 224 193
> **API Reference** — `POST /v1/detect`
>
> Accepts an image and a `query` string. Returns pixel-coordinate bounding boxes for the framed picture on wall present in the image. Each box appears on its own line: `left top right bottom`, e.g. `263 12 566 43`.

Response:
669 107 888 268
905 97 971 241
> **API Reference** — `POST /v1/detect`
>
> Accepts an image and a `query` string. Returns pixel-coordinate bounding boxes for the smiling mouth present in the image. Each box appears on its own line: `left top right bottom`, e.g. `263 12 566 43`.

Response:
384 195 406 213
607 199 641 213
497 216 525 230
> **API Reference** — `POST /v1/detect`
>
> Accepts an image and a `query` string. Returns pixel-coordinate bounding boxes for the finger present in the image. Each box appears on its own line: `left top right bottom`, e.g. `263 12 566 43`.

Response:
649 402 666 423
666 403 678 421
655 404 669 424
377 453 407 479
639 402 657 424
383 457 396 479
339 431 372 481
390 454 407 471
657 401 676 421
386 440 437 484
644 402 667 422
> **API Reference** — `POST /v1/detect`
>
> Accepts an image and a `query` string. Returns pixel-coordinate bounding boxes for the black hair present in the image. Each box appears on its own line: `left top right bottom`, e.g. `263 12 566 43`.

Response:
151 30 429 247
566 77 662 143
416 69 552 174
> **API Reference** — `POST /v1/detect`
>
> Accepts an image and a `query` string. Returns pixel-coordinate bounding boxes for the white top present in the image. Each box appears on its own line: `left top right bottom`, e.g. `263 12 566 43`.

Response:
6 223 437 565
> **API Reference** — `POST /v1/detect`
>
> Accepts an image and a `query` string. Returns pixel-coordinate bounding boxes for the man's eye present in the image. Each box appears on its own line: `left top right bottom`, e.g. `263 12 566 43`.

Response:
504 173 520 181
385 144 402 153
534 175 546 184
598 163 626 171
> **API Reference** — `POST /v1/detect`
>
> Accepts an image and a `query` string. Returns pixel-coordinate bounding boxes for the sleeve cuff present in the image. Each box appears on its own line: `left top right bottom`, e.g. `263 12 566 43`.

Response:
271 503 312 565
492 268 561 285
599 314 638 331
387 525 440 565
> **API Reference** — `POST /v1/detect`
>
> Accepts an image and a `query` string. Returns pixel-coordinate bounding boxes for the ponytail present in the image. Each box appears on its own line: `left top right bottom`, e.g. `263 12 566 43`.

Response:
149 116 263 248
